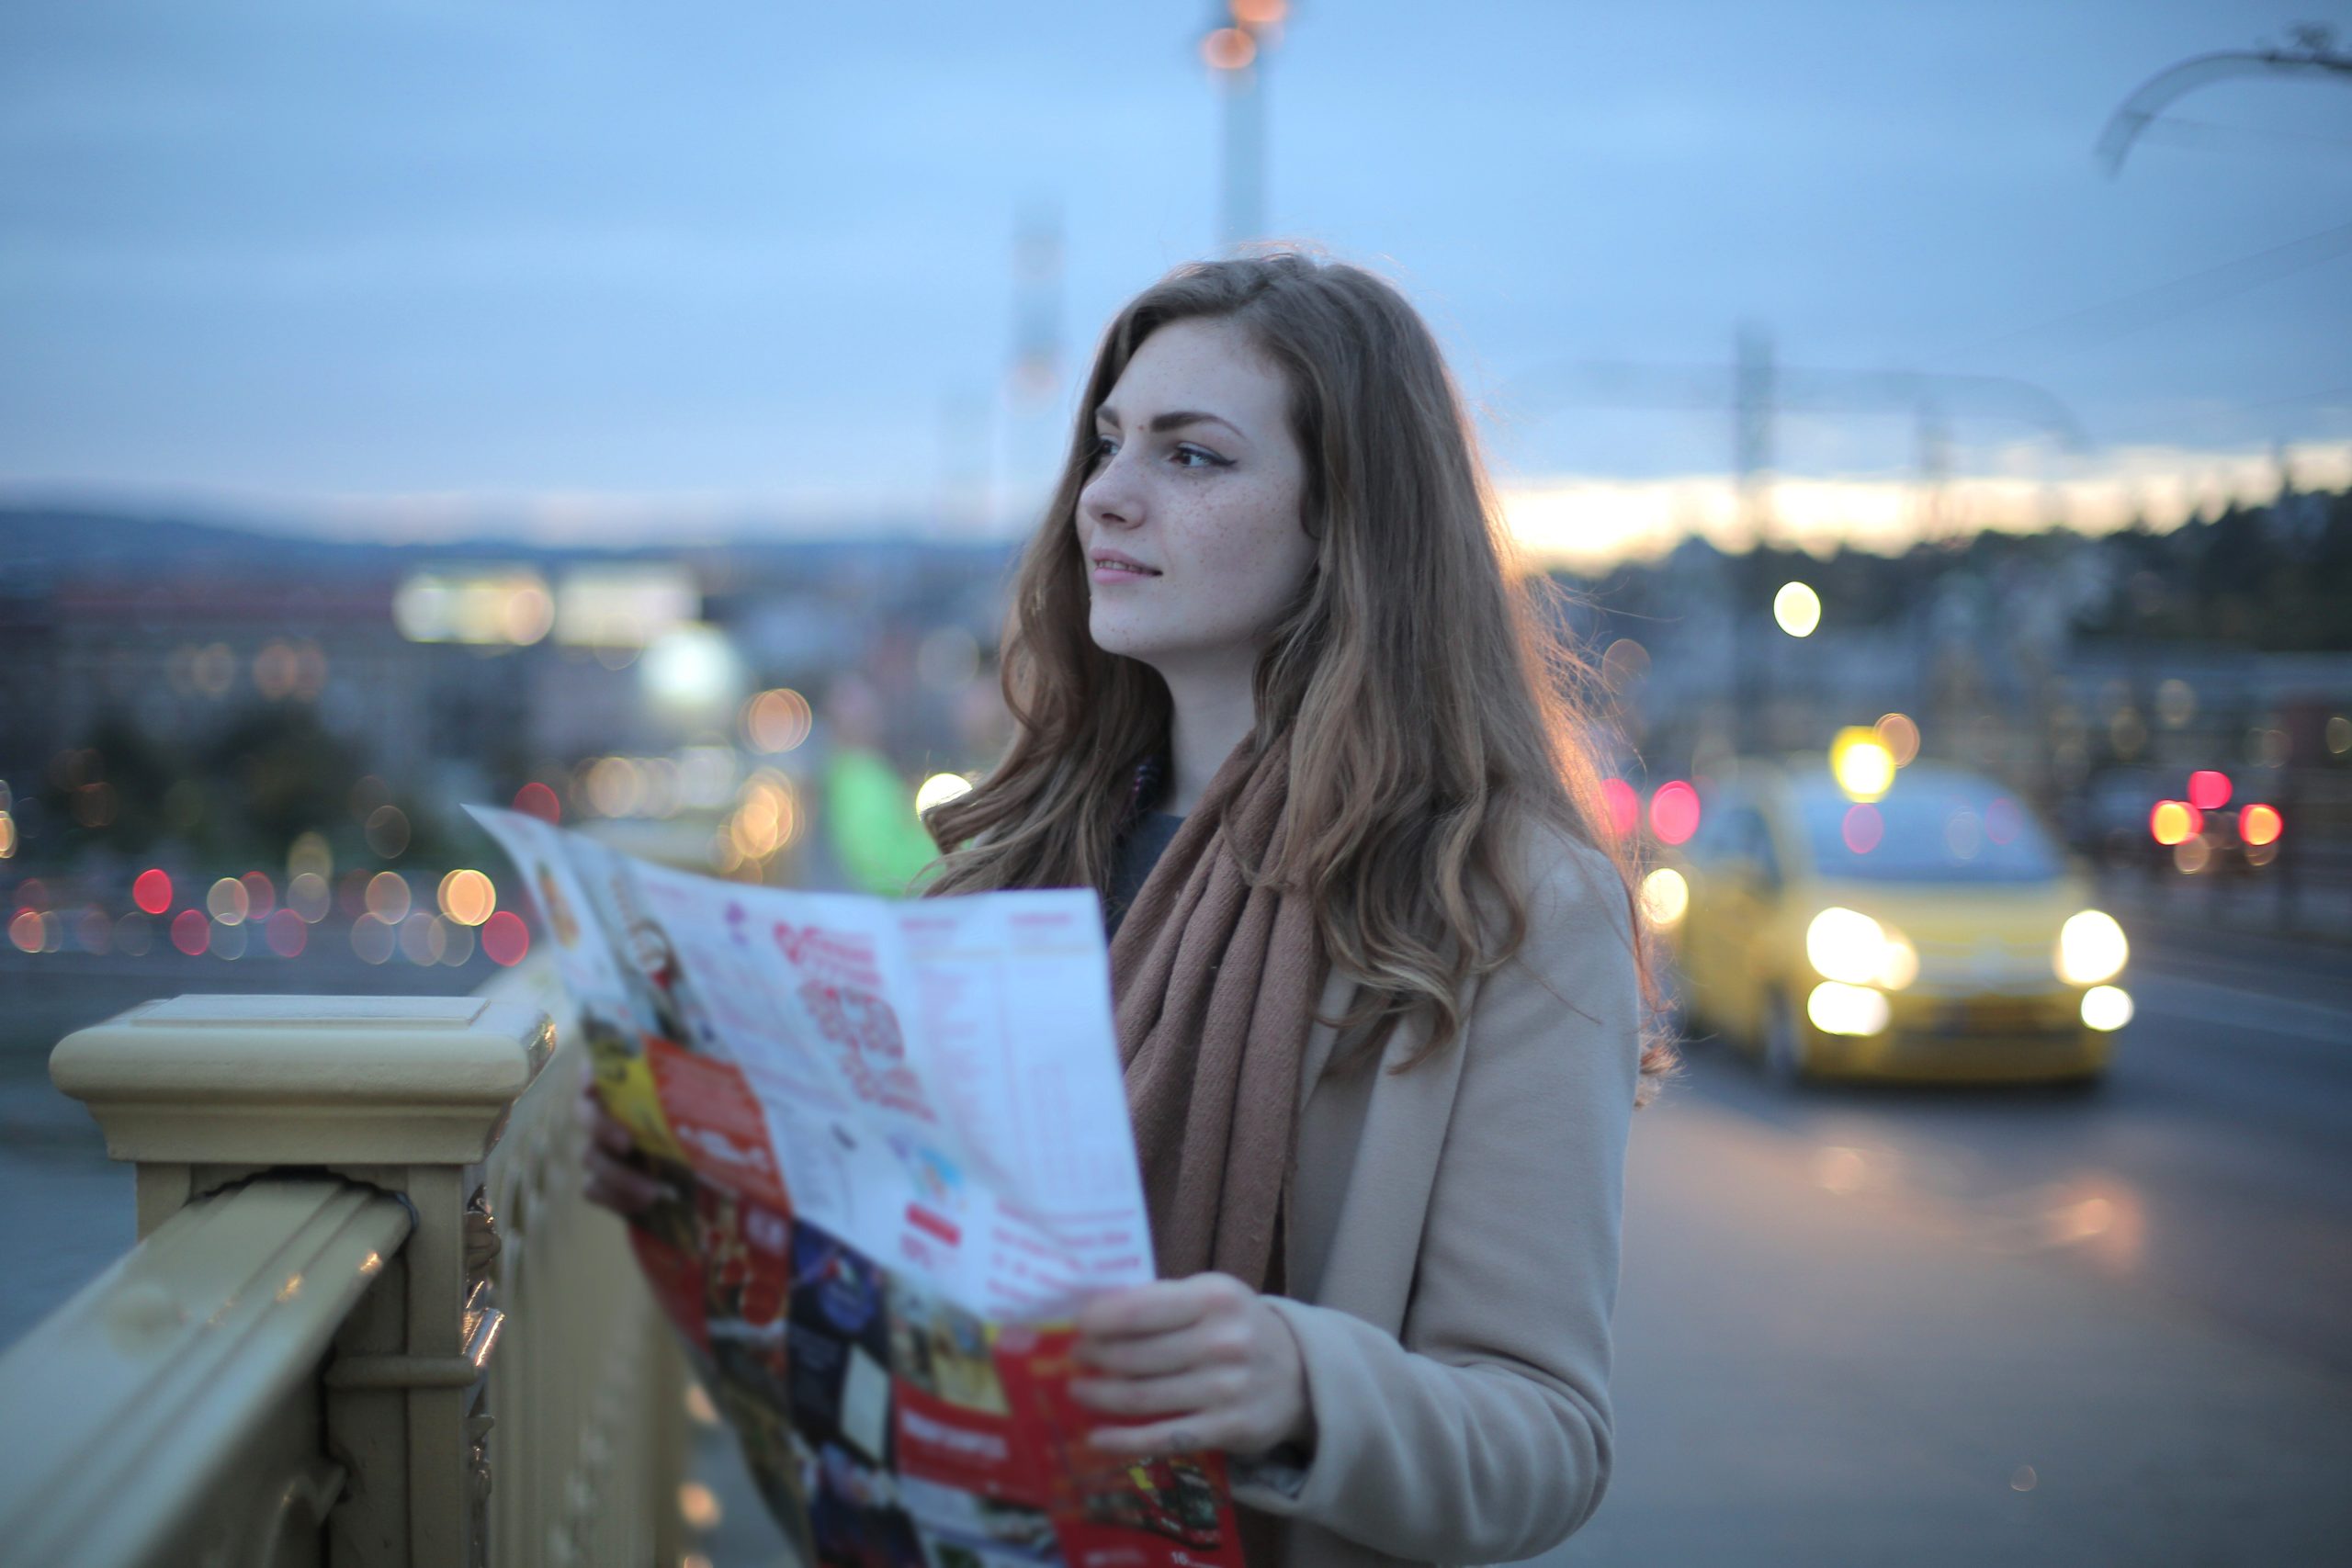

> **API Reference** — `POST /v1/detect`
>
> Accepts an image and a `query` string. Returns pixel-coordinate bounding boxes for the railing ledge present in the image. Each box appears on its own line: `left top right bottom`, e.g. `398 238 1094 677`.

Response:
0 1177 413 1568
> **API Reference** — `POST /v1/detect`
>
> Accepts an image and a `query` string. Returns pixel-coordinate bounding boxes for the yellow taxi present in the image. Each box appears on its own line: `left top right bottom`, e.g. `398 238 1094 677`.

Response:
1654 756 2131 1085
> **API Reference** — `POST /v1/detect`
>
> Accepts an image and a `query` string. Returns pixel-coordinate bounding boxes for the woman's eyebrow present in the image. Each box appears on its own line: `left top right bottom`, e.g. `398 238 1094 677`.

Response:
1094 406 1247 441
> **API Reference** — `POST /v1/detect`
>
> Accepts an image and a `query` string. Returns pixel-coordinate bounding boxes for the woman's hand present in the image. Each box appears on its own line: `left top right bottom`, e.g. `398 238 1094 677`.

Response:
1069 1272 1313 1460
579 1075 670 1216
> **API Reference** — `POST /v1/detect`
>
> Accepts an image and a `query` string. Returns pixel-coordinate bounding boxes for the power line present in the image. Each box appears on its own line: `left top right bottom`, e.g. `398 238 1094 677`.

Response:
2141 116 2352 154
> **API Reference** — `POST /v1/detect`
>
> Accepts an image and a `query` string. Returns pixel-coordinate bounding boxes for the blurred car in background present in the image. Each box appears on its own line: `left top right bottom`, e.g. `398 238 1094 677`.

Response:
1658 759 2132 1085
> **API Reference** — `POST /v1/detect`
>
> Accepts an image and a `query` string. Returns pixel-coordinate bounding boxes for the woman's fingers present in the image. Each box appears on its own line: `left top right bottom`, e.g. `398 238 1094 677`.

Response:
1070 1365 1247 1418
582 1137 666 1214
1073 1314 1248 1380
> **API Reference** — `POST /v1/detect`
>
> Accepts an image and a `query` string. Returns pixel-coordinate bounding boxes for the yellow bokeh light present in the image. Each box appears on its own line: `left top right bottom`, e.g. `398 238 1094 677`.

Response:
2081 986 2133 1031
1772 581 1821 637
678 1481 723 1532
437 869 498 927
1829 728 1895 802
916 773 974 816
0 812 14 859
1638 867 1689 928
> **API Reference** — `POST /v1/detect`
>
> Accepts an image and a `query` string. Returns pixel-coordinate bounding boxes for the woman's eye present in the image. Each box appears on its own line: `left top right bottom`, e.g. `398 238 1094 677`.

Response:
1088 435 1116 464
1172 445 1229 469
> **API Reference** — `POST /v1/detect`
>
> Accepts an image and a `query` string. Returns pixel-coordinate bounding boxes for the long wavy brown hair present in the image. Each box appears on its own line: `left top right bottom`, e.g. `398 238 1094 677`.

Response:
923 251 1675 1104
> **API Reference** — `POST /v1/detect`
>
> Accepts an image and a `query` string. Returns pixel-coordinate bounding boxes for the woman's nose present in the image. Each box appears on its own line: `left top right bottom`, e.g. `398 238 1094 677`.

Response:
1080 459 1142 530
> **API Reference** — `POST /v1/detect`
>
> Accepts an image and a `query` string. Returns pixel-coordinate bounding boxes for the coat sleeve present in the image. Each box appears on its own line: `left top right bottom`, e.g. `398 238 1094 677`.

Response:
1228 839 1643 1562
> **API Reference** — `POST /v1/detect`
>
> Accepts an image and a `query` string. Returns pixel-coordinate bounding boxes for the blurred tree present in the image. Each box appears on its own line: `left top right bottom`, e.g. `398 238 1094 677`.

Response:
202 705 372 854
38 713 180 855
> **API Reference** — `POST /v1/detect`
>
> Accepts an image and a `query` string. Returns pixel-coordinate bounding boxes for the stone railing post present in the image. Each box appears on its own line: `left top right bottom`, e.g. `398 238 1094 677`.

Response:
51 992 553 1568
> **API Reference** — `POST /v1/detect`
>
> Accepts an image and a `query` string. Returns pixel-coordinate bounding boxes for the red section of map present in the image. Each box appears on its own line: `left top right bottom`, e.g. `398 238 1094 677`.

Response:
893 1381 1043 1504
628 1228 709 1351
989 1326 1246 1568
647 1036 790 1211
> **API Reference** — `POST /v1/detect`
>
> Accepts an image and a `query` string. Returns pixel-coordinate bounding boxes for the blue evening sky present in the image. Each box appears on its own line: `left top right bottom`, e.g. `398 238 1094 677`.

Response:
3 1 2348 542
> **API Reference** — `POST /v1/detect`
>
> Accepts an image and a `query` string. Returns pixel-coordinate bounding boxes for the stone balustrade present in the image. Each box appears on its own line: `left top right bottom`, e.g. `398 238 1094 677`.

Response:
0 963 690 1566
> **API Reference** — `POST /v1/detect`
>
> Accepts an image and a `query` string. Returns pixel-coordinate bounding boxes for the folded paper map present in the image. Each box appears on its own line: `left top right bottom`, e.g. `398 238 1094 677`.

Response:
470 807 1244 1568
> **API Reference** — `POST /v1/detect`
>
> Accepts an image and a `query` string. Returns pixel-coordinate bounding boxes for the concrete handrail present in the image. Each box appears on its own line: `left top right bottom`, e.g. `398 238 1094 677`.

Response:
0 964 689 1566
0 1178 413 1567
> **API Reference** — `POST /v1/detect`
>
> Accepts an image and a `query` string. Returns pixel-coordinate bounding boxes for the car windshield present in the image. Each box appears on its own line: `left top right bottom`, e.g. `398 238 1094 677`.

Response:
1792 774 2063 884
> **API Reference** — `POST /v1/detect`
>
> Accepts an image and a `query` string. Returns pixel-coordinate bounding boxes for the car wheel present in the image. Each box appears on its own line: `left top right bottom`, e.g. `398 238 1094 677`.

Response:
1761 992 1808 1086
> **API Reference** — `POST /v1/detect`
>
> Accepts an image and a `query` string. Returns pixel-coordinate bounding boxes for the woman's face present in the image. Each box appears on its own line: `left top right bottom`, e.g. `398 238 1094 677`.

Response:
1077 317 1315 681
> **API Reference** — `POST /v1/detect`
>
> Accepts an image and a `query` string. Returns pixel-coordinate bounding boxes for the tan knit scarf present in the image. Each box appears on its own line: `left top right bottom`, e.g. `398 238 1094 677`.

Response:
1108 734 1325 1295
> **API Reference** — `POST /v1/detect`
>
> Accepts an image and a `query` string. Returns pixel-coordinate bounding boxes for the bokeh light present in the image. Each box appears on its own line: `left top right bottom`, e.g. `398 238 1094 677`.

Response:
1871 712 1921 767
1830 728 1895 803
366 871 413 923
207 876 251 925
437 869 497 926
2239 804 2283 847
288 872 331 922
350 914 396 964
514 781 562 824
6 909 40 954
240 871 276 920
1203 25 1256 69
2056 910 2129 986
915 773 974 816
2082 986 2133 1032
1639 867 1689 928
1647 781 1701 846
171 908 209 956
481 909 530 966
2187 770 2231 811
2148 800 2200 846
1841 804 1883 853
133 867 174 916
400 913 447 966
288 831 334 880
365 805 412 858
1772 581 1821 637
265 908 308 957
743 689 814 754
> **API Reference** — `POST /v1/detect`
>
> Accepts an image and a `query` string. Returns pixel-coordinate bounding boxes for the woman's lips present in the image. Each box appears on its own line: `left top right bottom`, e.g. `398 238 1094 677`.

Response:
1091 556 1159 583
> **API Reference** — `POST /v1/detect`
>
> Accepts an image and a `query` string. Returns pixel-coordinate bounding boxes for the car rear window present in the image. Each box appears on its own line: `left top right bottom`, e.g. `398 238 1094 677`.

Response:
1793 776 2062 883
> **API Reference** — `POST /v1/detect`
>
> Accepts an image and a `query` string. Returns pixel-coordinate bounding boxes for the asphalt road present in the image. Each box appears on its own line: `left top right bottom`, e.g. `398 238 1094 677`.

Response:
1551 911 2352 1565
5 911 2347 1564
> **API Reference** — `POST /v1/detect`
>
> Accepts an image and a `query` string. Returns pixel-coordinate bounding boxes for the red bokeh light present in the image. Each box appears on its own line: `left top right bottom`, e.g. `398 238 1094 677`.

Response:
514 781 561 825
1601 779 1639 838
2188 770 2232 811
2239 803 2283 847
1648 781 1702 846
481 910 530 967
133 868 174 916
265 907 308 957
1842 803 1883 854
170 908 209 956
241 871 276 920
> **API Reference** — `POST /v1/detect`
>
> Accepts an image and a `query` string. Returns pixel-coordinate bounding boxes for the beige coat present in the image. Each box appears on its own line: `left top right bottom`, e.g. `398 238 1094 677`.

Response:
1227 829 1644 1567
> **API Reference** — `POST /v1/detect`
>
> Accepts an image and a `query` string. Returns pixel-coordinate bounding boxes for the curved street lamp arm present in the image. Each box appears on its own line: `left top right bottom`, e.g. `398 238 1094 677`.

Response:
2098 43 2352 176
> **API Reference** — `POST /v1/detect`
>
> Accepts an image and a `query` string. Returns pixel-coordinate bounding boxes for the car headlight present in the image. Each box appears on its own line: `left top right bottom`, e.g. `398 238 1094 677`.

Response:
1805 907 1918 990
2055 909 2128 986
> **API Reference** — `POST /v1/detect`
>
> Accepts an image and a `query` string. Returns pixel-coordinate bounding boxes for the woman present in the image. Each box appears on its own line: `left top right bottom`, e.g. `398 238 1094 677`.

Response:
590 251 1672 1566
